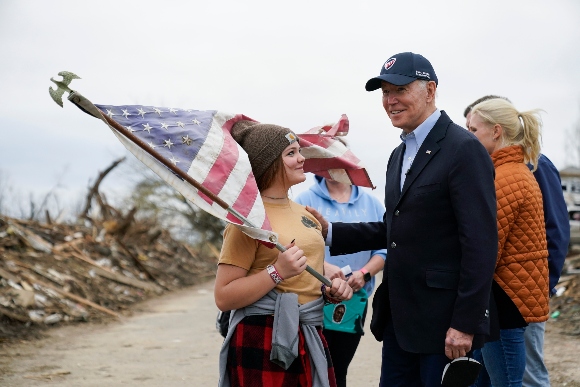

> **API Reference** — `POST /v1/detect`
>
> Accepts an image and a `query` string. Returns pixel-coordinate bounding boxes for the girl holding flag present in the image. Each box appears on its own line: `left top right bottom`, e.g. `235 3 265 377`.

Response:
215 120 353 387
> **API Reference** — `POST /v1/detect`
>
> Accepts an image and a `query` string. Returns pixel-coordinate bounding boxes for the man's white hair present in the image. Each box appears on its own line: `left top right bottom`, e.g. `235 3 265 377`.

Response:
415 79 437 99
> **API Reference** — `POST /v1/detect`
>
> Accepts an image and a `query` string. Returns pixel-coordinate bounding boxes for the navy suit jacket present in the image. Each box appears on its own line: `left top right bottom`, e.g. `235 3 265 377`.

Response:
330 111 498 354
532 155 570 293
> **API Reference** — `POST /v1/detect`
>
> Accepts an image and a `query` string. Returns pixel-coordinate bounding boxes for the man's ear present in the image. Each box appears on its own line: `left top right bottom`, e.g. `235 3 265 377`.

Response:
426 81 437 101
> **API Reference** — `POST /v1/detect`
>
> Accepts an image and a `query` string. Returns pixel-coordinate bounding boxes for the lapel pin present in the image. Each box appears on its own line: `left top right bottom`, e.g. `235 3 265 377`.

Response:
426 150 432 154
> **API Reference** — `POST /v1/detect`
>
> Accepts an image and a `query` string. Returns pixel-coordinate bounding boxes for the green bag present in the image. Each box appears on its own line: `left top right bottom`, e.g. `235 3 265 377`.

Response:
323 288 368 335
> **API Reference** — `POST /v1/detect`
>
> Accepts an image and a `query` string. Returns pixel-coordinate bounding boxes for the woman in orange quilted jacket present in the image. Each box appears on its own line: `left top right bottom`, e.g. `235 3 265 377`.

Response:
468 98 549 387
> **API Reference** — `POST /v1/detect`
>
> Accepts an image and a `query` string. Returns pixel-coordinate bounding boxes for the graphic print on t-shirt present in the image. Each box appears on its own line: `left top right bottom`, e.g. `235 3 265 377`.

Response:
301 216 317 228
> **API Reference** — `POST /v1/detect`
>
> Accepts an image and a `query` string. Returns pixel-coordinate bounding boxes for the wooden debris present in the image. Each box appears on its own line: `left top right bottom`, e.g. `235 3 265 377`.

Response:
5 220 53 253
17 269 120 319
0 159 218 345
0 267 19 283
0 213 216 340
0 305 29 322
9 288 35 307
91 266 162 294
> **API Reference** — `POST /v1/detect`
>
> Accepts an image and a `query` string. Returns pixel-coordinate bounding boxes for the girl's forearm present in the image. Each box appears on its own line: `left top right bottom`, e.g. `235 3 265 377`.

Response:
215 267 278 311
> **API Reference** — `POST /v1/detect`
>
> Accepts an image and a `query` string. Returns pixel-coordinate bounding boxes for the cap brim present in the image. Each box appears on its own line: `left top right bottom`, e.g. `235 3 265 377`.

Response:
365 74 417 91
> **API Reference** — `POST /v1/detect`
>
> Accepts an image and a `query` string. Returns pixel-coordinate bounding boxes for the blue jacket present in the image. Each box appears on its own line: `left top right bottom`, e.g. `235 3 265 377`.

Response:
295 176 387 296
531 154 570 294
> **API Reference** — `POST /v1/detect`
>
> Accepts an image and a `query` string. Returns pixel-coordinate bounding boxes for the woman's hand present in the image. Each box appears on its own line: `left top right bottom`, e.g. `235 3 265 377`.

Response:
274 241 307 280
325 278 353 301
324 262 345 281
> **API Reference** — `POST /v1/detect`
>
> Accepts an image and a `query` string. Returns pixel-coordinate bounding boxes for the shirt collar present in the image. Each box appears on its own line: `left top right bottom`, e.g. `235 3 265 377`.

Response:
400 109 441 148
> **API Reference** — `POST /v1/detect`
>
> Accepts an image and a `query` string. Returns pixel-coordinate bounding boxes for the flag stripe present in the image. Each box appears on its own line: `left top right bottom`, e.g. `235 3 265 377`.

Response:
224 172 270 230
217 152 256 218
199 126 240 201
297 115 374 188
186 116 228 205
302 156 362 171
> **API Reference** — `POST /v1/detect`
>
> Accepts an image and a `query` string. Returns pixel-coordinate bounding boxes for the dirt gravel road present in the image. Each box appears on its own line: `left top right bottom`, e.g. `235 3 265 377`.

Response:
0 280 578 386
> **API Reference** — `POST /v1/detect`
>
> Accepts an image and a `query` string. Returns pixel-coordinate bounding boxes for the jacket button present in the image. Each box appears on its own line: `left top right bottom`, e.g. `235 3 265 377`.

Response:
394 210 400 216
391 242 396 248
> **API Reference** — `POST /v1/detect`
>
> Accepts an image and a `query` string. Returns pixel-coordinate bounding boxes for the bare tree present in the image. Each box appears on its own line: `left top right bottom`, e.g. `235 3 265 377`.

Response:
126 171 225 248
80 157 126 221
0 166 74 222
27 186 64 222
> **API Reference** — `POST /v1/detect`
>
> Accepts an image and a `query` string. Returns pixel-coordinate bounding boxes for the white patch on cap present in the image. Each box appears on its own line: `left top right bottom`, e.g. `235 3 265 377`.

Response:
285 132 297 143
384 58 396 70
416 71 430 79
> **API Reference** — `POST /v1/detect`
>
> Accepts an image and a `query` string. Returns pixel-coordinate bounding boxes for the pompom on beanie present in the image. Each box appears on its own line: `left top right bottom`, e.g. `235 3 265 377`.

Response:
231 120 298 179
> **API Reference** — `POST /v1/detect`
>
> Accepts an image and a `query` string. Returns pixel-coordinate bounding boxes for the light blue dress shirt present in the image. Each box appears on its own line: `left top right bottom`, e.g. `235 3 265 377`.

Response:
399 109 441 191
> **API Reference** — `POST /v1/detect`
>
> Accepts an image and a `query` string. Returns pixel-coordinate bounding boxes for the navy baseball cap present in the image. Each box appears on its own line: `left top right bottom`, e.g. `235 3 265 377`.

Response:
365 52 438 91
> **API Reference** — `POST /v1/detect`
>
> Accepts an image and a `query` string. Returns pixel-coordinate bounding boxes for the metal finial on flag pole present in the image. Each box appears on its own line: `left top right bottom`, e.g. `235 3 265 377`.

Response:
49 71 81 107
50 72 331 286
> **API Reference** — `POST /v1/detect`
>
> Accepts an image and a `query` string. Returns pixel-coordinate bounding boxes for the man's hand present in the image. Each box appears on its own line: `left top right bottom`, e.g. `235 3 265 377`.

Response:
444 328 474 359
305 206 328 239
347 271 366 292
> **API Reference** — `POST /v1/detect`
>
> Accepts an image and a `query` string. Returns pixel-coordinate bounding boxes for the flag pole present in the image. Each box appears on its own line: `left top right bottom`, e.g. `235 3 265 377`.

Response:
68 92 331 286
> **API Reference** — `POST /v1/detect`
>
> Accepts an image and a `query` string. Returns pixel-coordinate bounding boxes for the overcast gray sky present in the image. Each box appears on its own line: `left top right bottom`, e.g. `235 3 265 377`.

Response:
1 0 579 214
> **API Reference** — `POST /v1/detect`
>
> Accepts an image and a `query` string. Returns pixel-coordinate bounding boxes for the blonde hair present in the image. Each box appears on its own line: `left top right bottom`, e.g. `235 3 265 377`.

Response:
471 98 543 171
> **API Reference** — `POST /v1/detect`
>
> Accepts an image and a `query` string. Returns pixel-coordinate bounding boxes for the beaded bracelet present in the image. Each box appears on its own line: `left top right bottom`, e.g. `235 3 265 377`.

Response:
266 264 284 284
321 284 342 304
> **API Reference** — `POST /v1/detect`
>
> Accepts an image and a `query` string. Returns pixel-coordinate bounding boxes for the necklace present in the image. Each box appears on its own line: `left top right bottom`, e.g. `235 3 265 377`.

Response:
261 194 288 200
331 189 351 202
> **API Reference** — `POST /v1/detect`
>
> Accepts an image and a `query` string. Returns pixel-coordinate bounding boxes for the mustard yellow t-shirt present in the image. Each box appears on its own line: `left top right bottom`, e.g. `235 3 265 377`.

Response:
219 200 325 304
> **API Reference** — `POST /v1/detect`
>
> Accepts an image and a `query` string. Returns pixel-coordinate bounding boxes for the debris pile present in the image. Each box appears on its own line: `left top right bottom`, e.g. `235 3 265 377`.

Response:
550 253 580 335
0 215 217 343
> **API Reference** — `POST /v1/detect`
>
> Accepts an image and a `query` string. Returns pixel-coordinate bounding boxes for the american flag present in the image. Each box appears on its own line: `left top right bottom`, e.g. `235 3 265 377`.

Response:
69 93 276 244
299 114 375 189
69 93 373 246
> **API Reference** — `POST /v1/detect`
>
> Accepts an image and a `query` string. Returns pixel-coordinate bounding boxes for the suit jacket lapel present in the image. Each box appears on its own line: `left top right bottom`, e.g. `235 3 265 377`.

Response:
400 111 451 199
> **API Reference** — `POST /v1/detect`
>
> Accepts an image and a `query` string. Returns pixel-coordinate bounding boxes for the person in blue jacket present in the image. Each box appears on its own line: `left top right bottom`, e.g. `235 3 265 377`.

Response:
464 95 570 387
296 174 387 387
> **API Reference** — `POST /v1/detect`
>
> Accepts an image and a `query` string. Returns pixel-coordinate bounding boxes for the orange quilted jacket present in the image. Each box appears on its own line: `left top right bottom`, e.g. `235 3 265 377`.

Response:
492 145 549 323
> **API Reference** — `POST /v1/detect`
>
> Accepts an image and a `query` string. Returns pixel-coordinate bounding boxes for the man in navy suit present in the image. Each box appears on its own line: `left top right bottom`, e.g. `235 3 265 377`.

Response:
307 52 498 386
